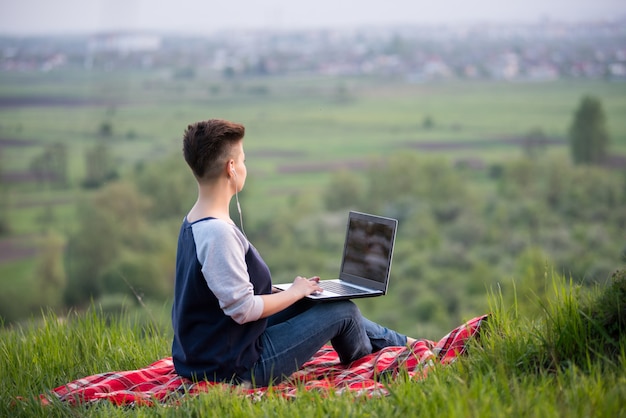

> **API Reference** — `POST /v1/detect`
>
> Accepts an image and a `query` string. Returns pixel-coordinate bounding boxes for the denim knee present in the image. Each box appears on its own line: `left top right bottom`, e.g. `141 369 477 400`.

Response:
323 301 371 363
325 300 360 318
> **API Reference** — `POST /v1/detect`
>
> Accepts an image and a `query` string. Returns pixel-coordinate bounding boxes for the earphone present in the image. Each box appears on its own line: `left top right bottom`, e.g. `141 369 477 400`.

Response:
231 166 246 236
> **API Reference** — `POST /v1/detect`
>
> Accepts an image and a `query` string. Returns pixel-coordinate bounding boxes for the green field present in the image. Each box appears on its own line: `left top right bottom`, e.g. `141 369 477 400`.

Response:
2 71 626 232
1 70 625 331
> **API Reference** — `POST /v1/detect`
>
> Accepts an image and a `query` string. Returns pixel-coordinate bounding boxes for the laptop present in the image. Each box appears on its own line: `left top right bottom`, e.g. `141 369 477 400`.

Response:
273 211 398 301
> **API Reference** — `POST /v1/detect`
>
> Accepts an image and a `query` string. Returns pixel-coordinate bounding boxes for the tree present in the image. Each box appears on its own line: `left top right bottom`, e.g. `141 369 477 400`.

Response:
0 150 9 235
323 170 363 211
522 127 547 158
133 156 195 219
35 232 67 309
98 120 113 137
569 95 610 165
64 181 152 306
29 142 68 188
82 143 118 188
422 115 435 130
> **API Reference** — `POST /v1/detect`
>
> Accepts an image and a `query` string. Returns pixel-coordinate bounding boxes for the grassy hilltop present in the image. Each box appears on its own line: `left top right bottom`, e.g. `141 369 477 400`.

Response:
1 270 624 417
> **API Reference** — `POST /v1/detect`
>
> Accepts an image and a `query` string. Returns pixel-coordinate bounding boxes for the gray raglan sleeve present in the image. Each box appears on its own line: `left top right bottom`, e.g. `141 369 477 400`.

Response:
192 220 264 324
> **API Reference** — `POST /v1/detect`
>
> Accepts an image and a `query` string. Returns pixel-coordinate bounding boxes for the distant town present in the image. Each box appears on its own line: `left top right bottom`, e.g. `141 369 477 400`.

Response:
1 18 625 81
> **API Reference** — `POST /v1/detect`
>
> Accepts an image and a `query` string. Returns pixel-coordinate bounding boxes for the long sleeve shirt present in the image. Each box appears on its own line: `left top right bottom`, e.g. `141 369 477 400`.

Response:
171 217 272 381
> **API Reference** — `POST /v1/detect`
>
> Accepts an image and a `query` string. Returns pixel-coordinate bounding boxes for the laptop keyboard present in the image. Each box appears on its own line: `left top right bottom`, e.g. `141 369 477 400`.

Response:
319 281 371 296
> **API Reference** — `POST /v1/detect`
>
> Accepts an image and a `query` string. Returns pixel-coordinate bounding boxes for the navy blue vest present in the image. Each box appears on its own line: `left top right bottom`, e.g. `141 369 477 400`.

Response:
171 218 272 381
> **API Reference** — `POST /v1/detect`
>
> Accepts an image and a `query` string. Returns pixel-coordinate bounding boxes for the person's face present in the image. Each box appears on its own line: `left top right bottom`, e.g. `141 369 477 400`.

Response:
231 141 247 191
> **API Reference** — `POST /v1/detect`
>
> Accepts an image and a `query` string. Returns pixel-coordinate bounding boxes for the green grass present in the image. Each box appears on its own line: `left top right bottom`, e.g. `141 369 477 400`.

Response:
2 271 624 417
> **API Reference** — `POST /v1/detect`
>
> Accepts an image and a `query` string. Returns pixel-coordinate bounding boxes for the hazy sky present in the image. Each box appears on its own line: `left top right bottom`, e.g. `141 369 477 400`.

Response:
1 0 625 35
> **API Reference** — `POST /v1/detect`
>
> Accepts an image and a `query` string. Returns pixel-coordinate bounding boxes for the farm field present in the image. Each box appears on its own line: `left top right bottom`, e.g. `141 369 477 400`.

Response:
2 72 625 217
1 70 625 331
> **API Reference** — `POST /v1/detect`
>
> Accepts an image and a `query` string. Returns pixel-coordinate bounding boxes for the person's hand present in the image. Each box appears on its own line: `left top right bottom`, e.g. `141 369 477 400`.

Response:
260 276 324 318
289 276 323 298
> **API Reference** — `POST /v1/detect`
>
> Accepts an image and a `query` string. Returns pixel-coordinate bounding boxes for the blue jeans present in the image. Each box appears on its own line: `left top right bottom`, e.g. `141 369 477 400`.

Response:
241 299 408 387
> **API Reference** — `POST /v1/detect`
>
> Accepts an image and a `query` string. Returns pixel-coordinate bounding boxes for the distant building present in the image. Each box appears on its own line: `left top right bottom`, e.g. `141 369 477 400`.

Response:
87 33 161 54
489 52 519 80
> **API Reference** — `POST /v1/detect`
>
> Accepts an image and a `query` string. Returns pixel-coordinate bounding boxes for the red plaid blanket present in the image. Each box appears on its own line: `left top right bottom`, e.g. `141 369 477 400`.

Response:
40 315 487 406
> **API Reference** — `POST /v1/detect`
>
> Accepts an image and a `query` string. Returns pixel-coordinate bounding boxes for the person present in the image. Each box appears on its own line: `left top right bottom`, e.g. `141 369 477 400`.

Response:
171 118 416 387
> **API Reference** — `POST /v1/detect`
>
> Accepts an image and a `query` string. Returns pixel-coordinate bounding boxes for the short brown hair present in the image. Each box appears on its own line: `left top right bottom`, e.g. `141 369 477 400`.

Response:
182 119 245 181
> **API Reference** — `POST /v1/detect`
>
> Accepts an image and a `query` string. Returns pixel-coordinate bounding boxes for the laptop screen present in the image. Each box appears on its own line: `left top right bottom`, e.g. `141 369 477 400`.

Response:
340 212 397 286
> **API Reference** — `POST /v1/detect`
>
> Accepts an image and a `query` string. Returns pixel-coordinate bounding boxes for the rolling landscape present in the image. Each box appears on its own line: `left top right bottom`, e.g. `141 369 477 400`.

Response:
1 20 625 416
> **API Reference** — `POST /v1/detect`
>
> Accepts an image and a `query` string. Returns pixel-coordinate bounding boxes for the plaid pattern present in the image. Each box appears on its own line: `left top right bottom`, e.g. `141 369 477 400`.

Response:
40 315 488 406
